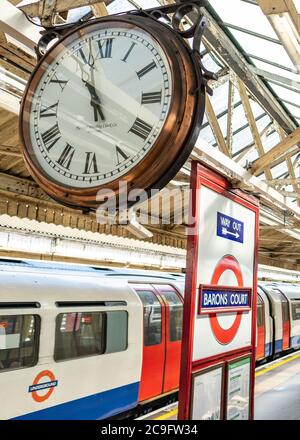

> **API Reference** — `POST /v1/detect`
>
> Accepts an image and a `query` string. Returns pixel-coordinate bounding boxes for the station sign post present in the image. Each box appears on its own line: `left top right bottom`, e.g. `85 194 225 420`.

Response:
178 162 259 420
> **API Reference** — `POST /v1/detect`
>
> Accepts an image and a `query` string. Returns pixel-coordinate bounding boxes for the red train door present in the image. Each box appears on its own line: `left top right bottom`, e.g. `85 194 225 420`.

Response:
134 286 165 402
256 294 265 360
281 295 290 350
274 289 290 350
154 285 183 393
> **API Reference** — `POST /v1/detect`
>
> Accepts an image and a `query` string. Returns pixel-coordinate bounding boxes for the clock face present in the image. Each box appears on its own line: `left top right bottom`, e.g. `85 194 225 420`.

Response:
28 26 173 188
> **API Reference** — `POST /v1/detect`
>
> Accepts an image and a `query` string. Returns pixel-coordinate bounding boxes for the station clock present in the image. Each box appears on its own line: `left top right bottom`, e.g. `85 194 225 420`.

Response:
19 14 206 209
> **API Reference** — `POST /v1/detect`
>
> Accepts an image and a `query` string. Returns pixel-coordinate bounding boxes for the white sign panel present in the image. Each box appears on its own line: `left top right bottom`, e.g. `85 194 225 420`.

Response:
191 366 223 420
226 357 250 420
192 186 255 361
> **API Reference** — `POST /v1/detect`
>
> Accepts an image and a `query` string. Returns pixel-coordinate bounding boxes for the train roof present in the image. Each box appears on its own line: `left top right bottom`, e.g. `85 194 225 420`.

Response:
261 282 300 300
0 256 185 282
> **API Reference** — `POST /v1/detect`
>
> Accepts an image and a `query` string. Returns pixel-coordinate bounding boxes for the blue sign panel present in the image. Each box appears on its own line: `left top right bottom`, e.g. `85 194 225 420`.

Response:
199 286 251 314
217 212 244 244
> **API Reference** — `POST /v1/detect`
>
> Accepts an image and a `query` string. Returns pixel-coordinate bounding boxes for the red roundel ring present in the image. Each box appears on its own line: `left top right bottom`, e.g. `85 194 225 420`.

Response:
209 255 244 344
32 370 56 403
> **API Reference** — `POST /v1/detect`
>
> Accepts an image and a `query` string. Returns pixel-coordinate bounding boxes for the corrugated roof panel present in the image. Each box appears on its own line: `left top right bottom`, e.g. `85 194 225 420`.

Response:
267 82 300 107
270 161 289 179
263 130 281 152
208 0 279 39
249 58 300 82
229 29 294 69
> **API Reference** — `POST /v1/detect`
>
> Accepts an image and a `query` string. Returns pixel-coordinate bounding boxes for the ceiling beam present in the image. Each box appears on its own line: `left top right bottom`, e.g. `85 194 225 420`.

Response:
205 95 230 156
251 126 300 174
226 80 235 154
0 1 41 50
267 177 300 186
196 136 300 220
203 7 297 134
236 78 273 180
256 0 300 72
250 65 300 91
18 0 113 17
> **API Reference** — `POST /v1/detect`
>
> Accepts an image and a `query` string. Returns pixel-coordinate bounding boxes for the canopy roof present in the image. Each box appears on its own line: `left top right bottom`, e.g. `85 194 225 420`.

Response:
0 0 300 271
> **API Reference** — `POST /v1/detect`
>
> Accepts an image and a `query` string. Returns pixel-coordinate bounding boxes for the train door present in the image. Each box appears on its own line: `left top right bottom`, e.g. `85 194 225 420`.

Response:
153 285 183 393
134 286 165 402
134 284 183 402
274 289 290 350
256 294 265 360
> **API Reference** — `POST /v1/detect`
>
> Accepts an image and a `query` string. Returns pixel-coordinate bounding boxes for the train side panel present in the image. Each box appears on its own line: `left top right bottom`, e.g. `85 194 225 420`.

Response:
0 271 142 420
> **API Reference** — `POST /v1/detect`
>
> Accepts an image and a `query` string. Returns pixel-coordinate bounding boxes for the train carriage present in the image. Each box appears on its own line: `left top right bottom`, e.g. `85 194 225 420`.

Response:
273 284 300 350
260 284 290 355
0 257 299 420
256 286 273 361
0 263 143 420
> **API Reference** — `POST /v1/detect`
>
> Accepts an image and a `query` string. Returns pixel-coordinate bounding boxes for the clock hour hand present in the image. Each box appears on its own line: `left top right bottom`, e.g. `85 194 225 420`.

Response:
84 81 105 122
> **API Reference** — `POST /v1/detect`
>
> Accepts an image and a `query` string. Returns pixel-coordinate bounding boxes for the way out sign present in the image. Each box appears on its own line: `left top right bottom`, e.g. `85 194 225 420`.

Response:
178 162 259 420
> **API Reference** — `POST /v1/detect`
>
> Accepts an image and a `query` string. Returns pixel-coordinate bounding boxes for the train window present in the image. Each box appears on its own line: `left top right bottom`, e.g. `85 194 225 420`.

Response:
273 289 289 322
292 302 300 321
105 311 128 353
54 311 128 361
161 291 183 342
136 291 162 346
55 312 106 361
0 314 40 372
257 295 264 327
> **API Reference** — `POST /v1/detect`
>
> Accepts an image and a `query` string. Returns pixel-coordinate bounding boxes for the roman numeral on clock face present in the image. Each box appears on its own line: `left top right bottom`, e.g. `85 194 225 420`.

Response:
116 146 129 165
129 117 153 141
121 42 136 62
50 73 68 91
136 61 157 79
40 102 58 118
41 123 61 152
74 47 89 65
96 38 113 59
84 152 99 174
57 144 75 170
141 91 162 104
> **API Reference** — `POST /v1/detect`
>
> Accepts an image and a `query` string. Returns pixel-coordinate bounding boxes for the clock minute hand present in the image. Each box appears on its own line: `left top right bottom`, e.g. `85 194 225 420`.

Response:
86 38 105 122
84 81 105 122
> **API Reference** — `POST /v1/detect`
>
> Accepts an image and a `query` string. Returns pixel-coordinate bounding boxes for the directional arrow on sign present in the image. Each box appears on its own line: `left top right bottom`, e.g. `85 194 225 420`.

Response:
221 227 239 239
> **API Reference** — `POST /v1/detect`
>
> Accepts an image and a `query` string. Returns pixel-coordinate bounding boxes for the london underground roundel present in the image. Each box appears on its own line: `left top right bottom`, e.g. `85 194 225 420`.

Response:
209 255 244 345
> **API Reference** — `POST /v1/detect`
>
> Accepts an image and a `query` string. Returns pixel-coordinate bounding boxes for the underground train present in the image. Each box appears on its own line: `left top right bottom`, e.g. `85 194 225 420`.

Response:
0 257 300 420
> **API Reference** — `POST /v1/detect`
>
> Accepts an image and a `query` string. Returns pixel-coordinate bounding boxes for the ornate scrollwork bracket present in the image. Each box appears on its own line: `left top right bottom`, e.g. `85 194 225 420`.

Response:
36 1 216 94
131 1 216 94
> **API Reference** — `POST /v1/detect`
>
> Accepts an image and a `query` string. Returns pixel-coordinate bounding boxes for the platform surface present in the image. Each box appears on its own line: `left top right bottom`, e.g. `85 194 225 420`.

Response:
137 352 300 420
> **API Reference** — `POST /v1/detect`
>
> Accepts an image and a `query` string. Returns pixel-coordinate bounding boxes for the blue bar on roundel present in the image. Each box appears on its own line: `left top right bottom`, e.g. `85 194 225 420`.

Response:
200 288 250 313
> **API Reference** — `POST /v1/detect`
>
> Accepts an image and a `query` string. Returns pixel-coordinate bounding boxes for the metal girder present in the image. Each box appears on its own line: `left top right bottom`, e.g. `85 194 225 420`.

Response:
237 78 273 180
0 1 41 49
279 190 300 198
251 126 300 175
226 81 235 153
268 177 300 185
250 66 300 91
205 95 230 156
235 122 274 164
202 8 297 134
